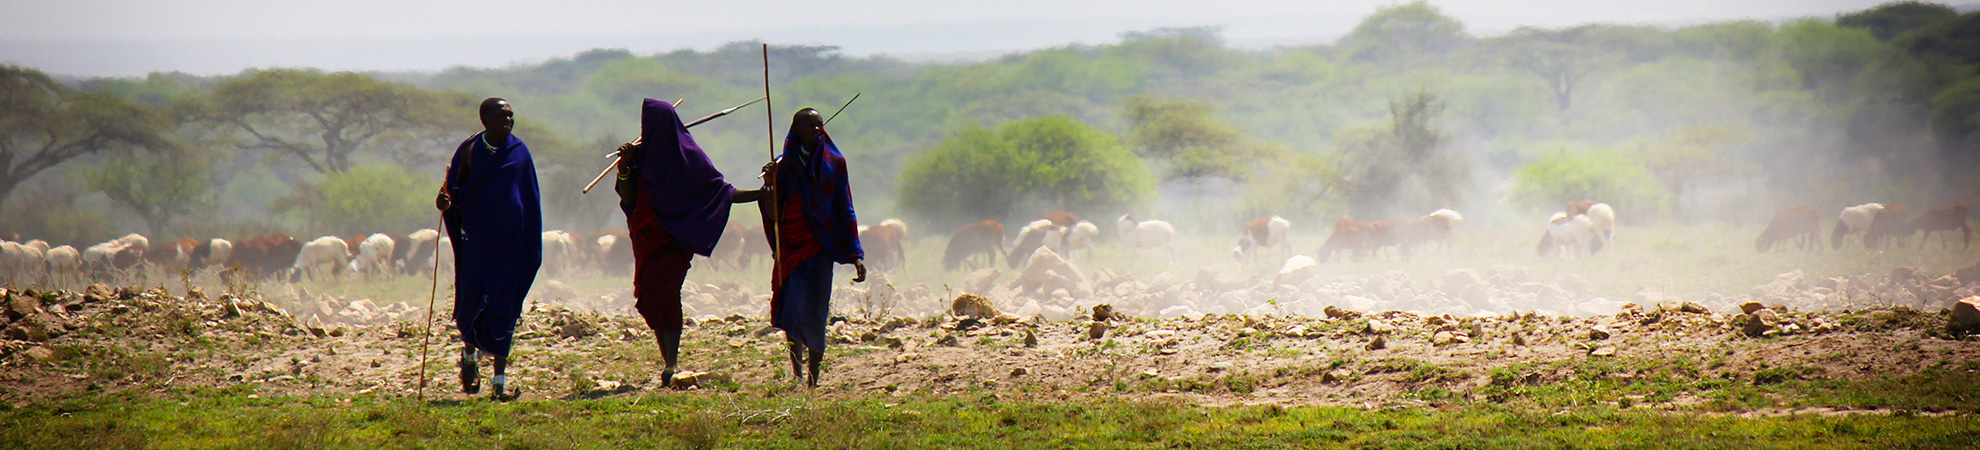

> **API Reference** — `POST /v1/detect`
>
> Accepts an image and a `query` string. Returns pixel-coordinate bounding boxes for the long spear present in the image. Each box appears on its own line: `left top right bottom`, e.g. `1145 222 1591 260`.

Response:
824 92 859 125
580 97 765 193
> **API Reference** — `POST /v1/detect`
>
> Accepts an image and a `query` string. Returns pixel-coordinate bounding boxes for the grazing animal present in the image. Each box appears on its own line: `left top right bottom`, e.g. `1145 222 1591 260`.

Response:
943 220 1005 271
860 219 909 271
1585 203 1615 252
1009 219 1067 269
708 222 750 271
45 245 81 282
383 234 413 274
1864 203 1912 249
1039 211 1078 228
1830 203 1885 249
1905 203 1971 249
291 236 353 282
1319 217 1378 262
1540 212 1598 259
1233 216 1293 263
1403 209 1463 255
1 241 45 282
540 230 578 277
587 227 632 277
402 229 443 276
1116 215 1177 264
191 238 234 269
350 233 397 278
1755 206 1822 252
1065 220 1099 263
230 234 302 280
146 237 199 271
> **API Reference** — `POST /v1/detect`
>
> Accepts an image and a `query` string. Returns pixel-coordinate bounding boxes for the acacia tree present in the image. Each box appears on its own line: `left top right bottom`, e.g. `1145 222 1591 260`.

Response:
0 64 171 208
201 69 468 174
1497 25 1620 112
86 149 214 237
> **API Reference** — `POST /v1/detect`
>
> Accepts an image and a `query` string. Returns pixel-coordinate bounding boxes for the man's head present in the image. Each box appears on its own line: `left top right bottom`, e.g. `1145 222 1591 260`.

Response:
791 107 824 148
480 98 514 141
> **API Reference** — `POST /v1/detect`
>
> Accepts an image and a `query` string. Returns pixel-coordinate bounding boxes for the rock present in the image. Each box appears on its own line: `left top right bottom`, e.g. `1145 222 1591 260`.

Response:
1890 266 1925 286
1322 368 1353 383
1588 325 1612 340
1953 297 1980 332
1432 331 1456 346
1364 319 1396 335
1442 269 1484 295
305 317 329 338
1488 265 1532 286
951 294 999 318
1024 328 1038 347
1195 263 1248 292
84 284 114 302
1679 301 1709 314
1740 301 1766 315
1091 304 1116 322
1743 310 1780 337
1366 335 1387 350
1010 367 1029 377
21 346 55 363
964 268 1002 294
1956 262 1980 287
1512 334 1527 346
5 293 40 321
1275 256 1318 285
1590 346 1616 357
1087 321 1111 340
1324 305 1359 320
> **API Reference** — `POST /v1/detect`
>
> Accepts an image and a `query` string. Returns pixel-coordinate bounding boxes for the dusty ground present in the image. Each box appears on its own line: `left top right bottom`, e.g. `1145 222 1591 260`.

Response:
2 275 1976 413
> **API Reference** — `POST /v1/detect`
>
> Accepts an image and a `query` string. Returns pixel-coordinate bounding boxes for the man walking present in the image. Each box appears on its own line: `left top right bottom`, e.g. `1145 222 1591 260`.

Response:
436 97 542 399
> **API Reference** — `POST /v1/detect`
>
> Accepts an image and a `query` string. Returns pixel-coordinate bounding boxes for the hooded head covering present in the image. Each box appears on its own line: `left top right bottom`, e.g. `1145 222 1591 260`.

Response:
628 98 735 256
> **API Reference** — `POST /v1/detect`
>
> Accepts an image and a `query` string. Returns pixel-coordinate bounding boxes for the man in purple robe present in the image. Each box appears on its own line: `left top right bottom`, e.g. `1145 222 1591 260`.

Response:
612 98 767 387
435 97 542 399
764 108 866 388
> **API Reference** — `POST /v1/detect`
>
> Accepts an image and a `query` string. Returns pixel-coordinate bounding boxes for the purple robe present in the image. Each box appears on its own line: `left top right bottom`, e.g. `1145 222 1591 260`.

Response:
622 98 736 256
442 132 542 358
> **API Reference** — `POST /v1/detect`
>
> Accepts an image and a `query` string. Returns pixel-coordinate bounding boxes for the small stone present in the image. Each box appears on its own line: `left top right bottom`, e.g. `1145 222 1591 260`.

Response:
1953 297 1980 333
1010 367 1028 377
1324 305 1359 320
1023 328 1038 347
1590 346 1616 357
1743 310 1780 337
1740 302 1766 315
22 346 55 363
1512 334 1528 346
1091 304 1116 322
1087 321 1111 340
1365 319 1396 335
1432 331 1456 346
1679 301 1709 314
1207 361 1233 372
1588 325 1612 340
1366 335 1387 350
1322 368 1353 383
951 294 999 318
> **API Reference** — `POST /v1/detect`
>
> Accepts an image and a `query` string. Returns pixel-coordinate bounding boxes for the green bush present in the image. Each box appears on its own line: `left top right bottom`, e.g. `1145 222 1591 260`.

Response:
1509 148 1669 216
288 163 432 236
897 115 1152 227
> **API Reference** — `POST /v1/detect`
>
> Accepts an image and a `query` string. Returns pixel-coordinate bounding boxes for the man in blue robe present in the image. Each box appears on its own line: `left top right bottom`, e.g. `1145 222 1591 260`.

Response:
435 97 542 398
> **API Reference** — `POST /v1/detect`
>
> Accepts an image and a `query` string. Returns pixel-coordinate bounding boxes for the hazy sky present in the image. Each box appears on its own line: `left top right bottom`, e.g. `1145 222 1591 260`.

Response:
0 0 1906 77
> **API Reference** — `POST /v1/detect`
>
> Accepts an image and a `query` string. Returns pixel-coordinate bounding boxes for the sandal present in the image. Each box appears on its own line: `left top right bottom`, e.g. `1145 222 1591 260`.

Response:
491 375 507 400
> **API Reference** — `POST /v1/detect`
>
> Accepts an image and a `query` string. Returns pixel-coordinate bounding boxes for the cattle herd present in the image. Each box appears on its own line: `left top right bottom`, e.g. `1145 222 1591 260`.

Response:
0 201 1972 289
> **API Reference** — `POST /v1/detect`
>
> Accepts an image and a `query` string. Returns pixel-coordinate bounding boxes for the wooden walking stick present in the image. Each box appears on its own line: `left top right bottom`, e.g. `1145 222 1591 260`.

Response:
416 215 443 401
763 43 781 272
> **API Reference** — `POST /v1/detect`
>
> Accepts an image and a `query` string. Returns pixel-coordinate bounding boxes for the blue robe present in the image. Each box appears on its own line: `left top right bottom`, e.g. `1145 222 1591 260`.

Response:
443 132 543 358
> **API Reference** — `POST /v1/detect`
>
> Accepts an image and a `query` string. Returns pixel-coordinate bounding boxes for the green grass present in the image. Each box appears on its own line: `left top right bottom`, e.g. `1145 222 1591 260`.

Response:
4 388 1976 450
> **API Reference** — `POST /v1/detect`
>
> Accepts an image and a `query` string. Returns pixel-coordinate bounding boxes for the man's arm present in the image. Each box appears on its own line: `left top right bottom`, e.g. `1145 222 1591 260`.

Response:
612 142 638 209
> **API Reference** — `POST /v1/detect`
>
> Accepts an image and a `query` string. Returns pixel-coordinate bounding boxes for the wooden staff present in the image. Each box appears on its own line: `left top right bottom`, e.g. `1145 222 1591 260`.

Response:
415 215 442 400
764 43 781 274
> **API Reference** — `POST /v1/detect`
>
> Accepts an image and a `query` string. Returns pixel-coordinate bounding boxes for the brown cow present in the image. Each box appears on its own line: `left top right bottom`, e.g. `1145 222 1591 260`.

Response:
1755 206 1822 253
1319 216 1406 262
860 223 907 272
1906 203 1972 249
1039 211 1078 228
588 227 633 277
1864 203 1912 249
145 237 199 271
228 233 302 280
943 220 1005 271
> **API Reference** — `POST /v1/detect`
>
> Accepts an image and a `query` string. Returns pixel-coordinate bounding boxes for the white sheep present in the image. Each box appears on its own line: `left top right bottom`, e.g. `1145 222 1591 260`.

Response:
1233 216 1293 263
349 233 396 278
292 236 353 282
1065 220 1099 263
1831 203 1884 249
1 241 44 282
541 230 578 277
1008 219 1066 269
45 245 81 282
1116 215 1177 264
1541 212 1597 259
1586 203 1616 252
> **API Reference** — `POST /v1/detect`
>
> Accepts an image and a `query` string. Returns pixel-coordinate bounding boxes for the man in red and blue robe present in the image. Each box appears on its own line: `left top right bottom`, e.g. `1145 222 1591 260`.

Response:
764 107 866 388
613 98 767 387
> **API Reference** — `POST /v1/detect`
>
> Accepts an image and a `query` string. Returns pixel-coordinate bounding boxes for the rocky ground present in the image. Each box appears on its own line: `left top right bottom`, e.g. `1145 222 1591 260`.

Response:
4 260 1980 411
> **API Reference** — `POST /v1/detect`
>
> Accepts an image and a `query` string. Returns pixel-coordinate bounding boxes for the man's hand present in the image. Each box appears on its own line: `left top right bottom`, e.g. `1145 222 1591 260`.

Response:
616 142 639 176
435 185 452 211
852 259 867 283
